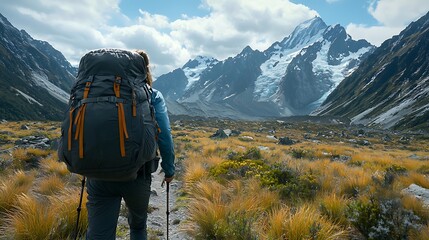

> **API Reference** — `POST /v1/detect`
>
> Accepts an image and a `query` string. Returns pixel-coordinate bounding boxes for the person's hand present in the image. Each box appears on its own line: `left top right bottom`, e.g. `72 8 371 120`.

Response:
161 176 174 187
164 176 174 183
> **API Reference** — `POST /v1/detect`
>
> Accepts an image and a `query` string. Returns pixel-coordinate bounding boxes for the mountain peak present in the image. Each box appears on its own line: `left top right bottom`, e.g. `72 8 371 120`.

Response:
280 16 327 49
296 16 326 31
241 45 253 53
183 55 218 69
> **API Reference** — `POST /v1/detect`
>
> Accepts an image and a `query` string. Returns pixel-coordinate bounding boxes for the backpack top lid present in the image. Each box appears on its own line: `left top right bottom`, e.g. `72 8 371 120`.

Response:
77 48 147 82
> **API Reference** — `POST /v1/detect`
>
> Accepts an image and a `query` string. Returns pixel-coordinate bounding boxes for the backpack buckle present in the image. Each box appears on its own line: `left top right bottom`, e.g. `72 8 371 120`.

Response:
115 76 122 84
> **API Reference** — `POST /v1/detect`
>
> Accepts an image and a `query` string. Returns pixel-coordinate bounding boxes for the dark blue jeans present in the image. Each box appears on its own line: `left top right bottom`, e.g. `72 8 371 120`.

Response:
86 174 151 240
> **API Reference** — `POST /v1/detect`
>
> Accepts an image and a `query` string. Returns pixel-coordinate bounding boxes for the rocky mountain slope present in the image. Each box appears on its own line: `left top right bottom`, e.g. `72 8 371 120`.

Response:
313 11 429 131
154 17 374 119
0 13 75 120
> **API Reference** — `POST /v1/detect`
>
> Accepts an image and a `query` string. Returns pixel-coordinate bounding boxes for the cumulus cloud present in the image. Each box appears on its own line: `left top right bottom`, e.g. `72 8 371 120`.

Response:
172 0 318 59
347 0 429 46
368 0 429 26
0 0 317 75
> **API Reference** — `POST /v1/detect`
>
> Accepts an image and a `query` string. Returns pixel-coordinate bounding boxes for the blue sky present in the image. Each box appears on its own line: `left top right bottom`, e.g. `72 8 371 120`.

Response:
1 0 428 76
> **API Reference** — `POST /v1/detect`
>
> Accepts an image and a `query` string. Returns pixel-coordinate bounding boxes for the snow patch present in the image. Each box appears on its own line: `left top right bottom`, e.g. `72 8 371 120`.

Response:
223 93 236 100
183 56 218 90
311 45 373 105
254 25 325 102
31 71 69 103
12 87 43 106
372 98 415 128
362 64 387 90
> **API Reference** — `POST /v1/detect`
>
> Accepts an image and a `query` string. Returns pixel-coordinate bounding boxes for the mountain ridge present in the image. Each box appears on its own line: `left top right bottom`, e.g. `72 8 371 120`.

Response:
313 11 429 131
154 16 375 119
0 13 75 120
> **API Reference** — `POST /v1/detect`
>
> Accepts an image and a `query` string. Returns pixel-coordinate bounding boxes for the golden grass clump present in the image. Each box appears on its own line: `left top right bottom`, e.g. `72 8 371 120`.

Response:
397 172 429 189
401 195 429 222
339 168 372 197
0 170 34 212
184 179 280 239
261 205 347 240
409 223 429 240
202 140 230 157
4 194 57 239
49 188 88 239
183 160 208 187
319 193 350 225
12 148 52 169
40 156 70 177
38 175 66 195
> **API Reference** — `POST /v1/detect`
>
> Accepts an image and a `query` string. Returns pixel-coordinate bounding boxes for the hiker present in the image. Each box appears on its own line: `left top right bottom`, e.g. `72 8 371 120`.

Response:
85 50 175 240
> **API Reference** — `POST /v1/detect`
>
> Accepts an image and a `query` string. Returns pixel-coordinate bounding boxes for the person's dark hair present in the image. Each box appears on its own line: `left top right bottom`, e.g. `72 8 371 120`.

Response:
135 50 153 87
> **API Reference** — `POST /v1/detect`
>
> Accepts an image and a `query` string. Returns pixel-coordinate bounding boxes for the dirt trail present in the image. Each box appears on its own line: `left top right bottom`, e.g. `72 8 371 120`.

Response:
117 163 190 240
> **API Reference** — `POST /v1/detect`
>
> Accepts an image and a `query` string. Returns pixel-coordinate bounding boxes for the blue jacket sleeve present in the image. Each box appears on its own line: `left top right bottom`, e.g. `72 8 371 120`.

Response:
151 89 175 178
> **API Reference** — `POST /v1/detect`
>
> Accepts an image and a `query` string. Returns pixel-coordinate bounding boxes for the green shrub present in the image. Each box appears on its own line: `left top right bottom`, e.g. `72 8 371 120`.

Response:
290 148 314 159
226 147 262 161
208 212 258 240
384 164 408 186
347 198 421 239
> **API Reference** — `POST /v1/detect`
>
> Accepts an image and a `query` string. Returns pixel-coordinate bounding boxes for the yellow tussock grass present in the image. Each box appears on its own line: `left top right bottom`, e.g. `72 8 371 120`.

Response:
340 169 371 196
0 170 34 212
205 156 224 167
401 195 429 222
319 193 350 226
187 179 225 203
202 142 229 157
227 179 279 214
183 161 207 187
4 194 57 239
40 156 70 177
262 204 347 240
263 206 291 239
397 172 429 189
409 223 429 240
49 188 88 239
38 175 65 195
185 197 227 237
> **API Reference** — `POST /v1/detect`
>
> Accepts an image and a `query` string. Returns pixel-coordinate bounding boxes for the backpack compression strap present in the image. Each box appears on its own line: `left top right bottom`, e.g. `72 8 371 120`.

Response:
70 77 93 158
114 76 129 157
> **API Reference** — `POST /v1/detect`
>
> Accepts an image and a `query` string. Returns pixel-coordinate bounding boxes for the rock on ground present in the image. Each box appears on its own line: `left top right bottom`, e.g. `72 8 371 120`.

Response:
402 184 429 207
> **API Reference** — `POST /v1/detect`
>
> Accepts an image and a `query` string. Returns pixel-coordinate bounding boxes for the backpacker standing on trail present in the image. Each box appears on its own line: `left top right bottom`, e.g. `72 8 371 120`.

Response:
58 48 175 240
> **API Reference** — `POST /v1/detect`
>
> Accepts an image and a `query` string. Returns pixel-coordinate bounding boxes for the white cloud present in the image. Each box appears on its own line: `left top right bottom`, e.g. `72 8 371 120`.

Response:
347 0 429 46
346 24 403 46
0 0 318 75
170 0 318 60
138 10 170 29
369 0 429 26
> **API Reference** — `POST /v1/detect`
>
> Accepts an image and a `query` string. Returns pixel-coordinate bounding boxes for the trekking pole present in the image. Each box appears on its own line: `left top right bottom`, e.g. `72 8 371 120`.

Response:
162 180 170 240
166 181 170 240
74 176 86 240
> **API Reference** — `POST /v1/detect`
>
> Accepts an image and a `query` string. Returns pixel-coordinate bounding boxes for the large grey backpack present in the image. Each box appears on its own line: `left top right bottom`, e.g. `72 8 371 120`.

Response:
58 49 157 181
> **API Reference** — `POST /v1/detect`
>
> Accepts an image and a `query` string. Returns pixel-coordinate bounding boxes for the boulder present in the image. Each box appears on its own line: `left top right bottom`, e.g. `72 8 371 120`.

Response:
402 184 429 208
278 137 295 145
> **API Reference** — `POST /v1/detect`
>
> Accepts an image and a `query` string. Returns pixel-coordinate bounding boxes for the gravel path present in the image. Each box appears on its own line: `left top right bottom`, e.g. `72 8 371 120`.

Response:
117 163 191 240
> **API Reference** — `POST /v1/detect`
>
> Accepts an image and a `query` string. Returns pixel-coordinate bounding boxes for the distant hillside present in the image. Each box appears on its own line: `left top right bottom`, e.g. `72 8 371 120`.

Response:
313 11 429 131
0 13 75 120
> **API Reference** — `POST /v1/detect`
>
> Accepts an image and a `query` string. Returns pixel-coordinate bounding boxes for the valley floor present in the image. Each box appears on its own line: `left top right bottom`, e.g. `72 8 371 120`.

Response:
0 119 429 239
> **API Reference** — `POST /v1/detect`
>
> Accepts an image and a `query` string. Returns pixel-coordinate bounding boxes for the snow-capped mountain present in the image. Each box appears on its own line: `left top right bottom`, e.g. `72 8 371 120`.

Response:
154 17 374 119
313 11 429 131
0 13 75 120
